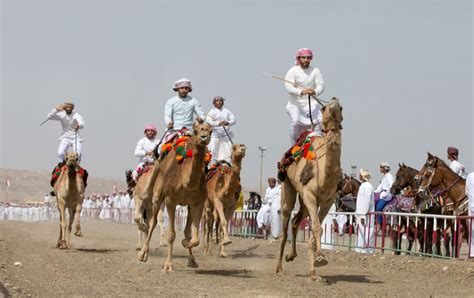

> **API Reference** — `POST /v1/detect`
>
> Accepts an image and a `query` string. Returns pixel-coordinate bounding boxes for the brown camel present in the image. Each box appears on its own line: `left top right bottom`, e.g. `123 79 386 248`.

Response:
203 144 246 257
129 165 167 250
137 122 212 271
275 97 343 280
54 151 86 249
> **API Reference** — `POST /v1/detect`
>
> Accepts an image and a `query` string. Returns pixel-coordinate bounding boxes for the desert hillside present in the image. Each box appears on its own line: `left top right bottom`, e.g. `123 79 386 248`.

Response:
0 168 127 203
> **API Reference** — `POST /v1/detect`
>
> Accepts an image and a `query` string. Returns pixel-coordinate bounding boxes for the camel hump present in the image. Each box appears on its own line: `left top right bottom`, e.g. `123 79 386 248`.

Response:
300 161 315 185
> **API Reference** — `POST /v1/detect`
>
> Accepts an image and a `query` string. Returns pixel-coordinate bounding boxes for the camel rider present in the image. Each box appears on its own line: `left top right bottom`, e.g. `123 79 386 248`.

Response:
164 78 205 133
284 48 325 144
206 96 236 164
132 124 159 181
374 162 394 233
447 146 467 178
46 102 85 163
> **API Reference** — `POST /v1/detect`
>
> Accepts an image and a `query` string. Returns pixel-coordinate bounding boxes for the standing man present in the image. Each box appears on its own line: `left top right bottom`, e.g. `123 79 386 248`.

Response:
355 169 375 254
284 48 325 144
132 124 159 181
465 172 474 257
374 162 394 234
46 102 85 163
164 78 205 131
447 146 467 178
206 96 236 164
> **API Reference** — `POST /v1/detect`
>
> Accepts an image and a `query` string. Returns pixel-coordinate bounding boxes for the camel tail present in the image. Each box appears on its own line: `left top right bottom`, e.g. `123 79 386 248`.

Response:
125 169 136 189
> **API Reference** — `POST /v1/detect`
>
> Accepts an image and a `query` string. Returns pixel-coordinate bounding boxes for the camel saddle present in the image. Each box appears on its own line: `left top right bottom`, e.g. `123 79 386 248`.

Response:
50 162 88 188
207 161 233 181
277 130 319 181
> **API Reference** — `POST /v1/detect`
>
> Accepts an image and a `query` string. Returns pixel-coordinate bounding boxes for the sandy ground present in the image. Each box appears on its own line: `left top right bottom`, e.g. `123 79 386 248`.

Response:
1 220 473 297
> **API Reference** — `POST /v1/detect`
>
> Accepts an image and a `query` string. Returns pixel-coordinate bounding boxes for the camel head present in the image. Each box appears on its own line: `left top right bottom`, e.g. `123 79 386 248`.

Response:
321 97 343 133
65 151 78 167
231 144 246 162
192 122 212 145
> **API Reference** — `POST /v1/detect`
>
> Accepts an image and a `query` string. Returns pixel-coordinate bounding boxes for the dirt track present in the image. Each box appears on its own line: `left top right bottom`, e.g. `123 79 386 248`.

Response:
1 220 473 297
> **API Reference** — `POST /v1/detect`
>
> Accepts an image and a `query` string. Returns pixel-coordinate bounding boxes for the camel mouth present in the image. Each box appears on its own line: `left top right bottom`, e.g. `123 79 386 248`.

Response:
199 135 209 141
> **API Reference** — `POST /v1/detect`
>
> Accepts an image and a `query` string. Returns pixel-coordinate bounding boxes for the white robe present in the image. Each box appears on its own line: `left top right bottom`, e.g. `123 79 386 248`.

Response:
47 108 85 162
375 172 394 200
321 204 337 250
284 65 325 142
269 186 282 238
450 160 467 179
355 181 375 253
336 214 348 236
206 107 236 163
466 172 474 257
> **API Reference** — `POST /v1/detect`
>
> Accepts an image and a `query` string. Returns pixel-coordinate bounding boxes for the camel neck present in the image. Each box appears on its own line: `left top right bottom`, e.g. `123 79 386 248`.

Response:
67 166 78 192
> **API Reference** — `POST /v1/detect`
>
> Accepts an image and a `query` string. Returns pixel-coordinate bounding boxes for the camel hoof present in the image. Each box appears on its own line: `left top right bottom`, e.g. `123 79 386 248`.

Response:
159 242 168 247
137 248 149 262
187 259 199 268
219 251 227 258
309 273 325 282
314 255 328 267
222 238 232 246
275 265 283 275
74 231 83 237
162 263 173 272
285 253 297 262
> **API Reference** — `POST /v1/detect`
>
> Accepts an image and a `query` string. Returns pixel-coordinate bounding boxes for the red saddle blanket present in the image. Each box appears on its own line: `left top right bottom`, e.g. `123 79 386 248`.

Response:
50 164 88 187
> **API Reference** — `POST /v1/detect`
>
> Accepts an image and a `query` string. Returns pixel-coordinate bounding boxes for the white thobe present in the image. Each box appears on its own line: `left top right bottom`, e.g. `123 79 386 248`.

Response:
466 172 474 257
284 65 325 143
337 214 348 236
269 186 282 238
450 160 467 179
46 108 85 162
135 137 159 166
355 181 375 253
164 96 205 130
206 107 236 163
321 204 337 250
375 172 394 200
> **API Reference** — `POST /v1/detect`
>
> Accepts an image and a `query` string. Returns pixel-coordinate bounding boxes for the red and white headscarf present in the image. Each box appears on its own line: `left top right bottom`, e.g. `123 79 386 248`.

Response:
295 48 313 65
144 124 157 133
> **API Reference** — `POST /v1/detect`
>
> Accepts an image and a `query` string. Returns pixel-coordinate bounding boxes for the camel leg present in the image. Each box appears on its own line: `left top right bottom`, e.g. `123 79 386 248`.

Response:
214 200 231 246
163 201 176 272
134 197 148 233
287 203 307 262
220 208 236 258
203 207 212 255
137 197 160 262
66 207 75 249
158 205 167 247
313 201 332 267
74 203 83 237
304 195 327 280
275 182 297 274
57 200 67 249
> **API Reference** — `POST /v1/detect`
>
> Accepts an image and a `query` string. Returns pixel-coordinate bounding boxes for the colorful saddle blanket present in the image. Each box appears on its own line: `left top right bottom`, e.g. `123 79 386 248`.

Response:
161 128 211 164
277 131 320 181
50 164 88 187
207 161 233 181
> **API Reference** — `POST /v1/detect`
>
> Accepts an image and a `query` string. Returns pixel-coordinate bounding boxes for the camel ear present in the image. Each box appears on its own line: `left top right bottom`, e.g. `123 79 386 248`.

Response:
398 163 402 167
402 162 406 167
427 152 434 158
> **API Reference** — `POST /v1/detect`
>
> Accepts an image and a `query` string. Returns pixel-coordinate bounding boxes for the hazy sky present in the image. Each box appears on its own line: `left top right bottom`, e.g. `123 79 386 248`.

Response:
1 0 472 192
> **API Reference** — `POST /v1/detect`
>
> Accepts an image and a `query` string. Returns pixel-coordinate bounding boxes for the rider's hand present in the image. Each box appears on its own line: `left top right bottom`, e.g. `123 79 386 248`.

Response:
167 122 174 129
301 88 315 96
56 104 65 111
146 151 153 156
219 120 229 126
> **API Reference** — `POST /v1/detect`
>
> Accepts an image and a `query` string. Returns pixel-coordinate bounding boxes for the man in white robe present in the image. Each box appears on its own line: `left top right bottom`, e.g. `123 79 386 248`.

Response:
321 203 337 250
257 178 279 239
46 102 85 163
206 96 236 164
447 146 467 178
284 48 325 144
466 172 474 257
133 124 159 181
355 169 375 254
269 180 282 240
374 162 394 233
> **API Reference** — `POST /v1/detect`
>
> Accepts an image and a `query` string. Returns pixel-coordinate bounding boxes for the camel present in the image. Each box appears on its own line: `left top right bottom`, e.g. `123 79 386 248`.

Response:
203 144 246 257
54 151 86 249
126 166 167 250
137 122 212 271
275 97 343 280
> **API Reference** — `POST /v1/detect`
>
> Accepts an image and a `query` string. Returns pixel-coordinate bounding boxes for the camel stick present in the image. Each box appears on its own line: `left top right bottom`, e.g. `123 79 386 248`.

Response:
39 118 49 126
221 125 234 145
